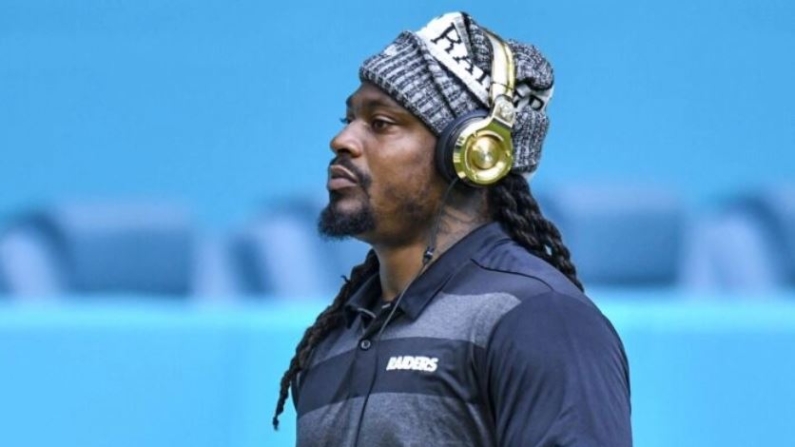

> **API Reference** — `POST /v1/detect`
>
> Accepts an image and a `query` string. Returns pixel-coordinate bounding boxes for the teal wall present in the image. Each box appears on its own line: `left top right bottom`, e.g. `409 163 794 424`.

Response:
2 296 795 447
2 0 793 225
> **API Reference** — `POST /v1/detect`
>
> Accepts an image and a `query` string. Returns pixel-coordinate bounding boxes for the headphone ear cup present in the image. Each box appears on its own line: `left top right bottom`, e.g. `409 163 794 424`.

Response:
435 109 490 184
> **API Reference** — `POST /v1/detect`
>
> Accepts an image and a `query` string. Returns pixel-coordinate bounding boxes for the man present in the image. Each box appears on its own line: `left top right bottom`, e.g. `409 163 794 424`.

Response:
273 11 632 447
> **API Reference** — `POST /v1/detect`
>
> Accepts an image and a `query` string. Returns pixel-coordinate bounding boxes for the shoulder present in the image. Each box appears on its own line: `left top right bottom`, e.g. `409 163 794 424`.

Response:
446 234 585 301
488 289 624 365
447 232 632 445
439 235 624 354
447 236 625 362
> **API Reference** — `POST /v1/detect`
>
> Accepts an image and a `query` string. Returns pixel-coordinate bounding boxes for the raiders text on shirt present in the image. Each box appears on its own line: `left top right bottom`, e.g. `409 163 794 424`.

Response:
385 355 439 372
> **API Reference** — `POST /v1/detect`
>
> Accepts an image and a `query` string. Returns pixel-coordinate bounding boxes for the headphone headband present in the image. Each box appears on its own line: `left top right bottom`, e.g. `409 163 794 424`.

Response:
434 27 519 186
483 30 515 106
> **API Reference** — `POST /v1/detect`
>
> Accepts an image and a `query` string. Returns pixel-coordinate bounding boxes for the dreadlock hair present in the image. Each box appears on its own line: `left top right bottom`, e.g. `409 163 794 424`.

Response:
272 249 380 430
488 172 583 292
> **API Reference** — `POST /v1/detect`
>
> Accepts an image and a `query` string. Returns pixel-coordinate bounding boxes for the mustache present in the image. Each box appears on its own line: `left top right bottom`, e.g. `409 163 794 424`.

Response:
329 157 371 188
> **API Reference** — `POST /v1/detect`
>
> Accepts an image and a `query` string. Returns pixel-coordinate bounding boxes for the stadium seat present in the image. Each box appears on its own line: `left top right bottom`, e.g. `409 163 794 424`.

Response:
536 184 684 287
0 201 196 297
680 209 779 292
0 252 7 295
190 230 241 299
750 185 795 286
231 195 369 298
682 185 795 291
0 216 67 296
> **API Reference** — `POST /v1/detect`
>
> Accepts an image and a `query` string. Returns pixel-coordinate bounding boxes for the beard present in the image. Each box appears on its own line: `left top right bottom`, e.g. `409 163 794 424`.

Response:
317 191 377 240
318 157 439 242
318 158 376 239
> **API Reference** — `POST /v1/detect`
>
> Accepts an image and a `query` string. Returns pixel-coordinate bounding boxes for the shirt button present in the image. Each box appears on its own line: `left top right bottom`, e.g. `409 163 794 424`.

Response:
359 339 372 350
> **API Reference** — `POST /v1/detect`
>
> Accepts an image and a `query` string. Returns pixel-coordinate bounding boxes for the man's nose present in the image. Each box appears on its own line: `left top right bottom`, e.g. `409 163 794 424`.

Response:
330 122 363 157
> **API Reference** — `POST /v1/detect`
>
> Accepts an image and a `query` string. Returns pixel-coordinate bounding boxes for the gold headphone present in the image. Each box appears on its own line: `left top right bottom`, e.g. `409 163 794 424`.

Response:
435 30 516 186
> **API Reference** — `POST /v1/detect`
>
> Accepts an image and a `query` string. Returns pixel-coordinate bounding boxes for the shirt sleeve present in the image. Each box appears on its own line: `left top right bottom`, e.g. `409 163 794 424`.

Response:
478 291 632 447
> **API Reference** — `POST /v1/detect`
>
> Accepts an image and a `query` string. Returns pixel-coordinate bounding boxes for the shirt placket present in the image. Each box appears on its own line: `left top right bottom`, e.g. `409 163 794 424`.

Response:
348 303 400 444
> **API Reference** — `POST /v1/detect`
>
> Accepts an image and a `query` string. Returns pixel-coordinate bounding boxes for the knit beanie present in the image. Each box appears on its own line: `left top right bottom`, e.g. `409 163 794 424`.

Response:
360 12 554 175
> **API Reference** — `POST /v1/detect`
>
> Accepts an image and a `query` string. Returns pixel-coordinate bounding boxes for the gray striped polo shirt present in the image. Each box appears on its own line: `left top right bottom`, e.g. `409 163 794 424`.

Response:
294 223 632 447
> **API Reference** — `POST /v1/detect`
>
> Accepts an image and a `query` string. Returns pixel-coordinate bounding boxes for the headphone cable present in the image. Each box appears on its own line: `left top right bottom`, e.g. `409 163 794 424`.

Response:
423 178 459 263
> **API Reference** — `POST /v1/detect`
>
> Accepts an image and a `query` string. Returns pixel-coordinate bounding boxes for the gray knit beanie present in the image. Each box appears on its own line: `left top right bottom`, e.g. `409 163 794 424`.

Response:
360 12 554 175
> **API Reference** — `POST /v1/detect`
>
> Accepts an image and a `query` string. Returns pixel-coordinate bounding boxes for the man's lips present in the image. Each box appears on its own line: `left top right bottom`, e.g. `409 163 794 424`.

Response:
327 165 359 190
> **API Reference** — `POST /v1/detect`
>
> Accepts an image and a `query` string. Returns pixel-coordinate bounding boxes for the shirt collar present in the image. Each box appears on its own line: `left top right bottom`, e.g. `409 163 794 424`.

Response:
343 273 381 327
343 222 511 325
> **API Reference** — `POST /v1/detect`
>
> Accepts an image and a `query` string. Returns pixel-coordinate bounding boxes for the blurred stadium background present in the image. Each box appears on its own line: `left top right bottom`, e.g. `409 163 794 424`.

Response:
1 1 794 446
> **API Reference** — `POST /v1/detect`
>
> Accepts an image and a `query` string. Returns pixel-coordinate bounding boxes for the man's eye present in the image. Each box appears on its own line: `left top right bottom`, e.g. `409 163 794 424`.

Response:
371 118 393 131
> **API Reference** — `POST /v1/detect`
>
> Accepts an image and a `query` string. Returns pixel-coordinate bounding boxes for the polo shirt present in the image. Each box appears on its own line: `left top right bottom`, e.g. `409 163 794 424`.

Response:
294 222 632 447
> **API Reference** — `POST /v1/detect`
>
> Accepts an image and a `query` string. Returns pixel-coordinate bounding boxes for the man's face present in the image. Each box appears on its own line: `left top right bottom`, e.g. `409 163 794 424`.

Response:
319 82 445 247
